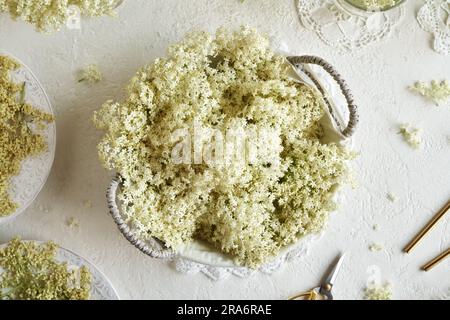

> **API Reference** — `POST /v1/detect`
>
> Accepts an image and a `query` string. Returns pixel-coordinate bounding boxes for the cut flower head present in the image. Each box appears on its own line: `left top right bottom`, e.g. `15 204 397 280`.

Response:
94 27 353 268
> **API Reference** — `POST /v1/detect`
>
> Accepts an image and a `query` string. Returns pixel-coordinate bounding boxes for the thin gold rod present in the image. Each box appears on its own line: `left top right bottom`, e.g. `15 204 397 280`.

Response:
422 248 450 272
404 199 450 254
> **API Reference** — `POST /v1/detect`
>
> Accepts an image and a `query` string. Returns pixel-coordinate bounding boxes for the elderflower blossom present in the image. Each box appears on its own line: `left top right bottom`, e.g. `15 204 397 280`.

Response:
93 27 352 268
410 80 450 106
399 124 422 149
0 0 118 33
79 64 102 84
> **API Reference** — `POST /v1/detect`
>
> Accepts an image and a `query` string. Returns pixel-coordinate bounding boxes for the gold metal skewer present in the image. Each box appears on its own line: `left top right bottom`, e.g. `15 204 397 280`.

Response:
404 199 450 254
422 248 450 272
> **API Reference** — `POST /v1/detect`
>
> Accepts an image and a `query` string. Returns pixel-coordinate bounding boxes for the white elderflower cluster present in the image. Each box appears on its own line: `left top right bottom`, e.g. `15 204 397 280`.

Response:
79 64 102 84
0 0 117 33
369 243 383 252
94 28 352 268
399 124 422 149
410 80 450 106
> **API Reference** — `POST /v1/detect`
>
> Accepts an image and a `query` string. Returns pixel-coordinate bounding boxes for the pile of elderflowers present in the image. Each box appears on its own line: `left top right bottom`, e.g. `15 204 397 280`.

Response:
94 27 352 267
0 239 91 300
0 0 118 33
0 55 54 217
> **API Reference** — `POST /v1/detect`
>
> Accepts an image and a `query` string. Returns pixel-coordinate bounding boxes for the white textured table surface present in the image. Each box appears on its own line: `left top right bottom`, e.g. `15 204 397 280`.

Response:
1 0 449 300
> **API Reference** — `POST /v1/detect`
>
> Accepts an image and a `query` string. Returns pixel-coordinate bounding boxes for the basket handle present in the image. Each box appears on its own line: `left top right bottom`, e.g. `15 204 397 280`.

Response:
287 55 359 138
107 174 174 259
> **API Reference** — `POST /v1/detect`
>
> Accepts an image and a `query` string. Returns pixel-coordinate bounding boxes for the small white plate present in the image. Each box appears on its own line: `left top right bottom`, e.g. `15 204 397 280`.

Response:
0 241 119 300
0 52 56 224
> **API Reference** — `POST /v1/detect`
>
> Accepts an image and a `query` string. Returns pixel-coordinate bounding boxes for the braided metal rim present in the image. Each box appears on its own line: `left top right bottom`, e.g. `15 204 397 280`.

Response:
107 55 358 260
107 175 175 259
287 55 359 138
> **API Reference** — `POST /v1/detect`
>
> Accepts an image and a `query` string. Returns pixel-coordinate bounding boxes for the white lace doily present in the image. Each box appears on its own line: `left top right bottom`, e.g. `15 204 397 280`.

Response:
173 234 321 281
417 0 450 55
0 242 119 300
296 0 404 52
0 52 56 225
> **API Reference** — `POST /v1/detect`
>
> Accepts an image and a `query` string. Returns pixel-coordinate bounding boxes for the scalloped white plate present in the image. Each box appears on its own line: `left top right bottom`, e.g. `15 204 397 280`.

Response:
0 52 56 224
0 241 119 300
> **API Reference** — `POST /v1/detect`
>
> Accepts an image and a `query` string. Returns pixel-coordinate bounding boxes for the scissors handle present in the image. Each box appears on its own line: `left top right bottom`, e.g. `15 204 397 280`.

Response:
319 283 333 300
289 288 320 300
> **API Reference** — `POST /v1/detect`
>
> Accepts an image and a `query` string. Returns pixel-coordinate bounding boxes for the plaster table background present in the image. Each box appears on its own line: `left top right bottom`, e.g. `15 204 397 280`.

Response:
0 0 449 300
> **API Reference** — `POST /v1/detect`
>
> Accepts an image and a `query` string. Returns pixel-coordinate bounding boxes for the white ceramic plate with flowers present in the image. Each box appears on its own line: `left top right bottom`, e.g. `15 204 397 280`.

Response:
0 241 119 300
0 51 56 225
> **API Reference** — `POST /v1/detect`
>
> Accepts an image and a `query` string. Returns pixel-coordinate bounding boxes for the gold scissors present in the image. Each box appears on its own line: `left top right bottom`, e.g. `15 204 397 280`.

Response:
289 253 346 300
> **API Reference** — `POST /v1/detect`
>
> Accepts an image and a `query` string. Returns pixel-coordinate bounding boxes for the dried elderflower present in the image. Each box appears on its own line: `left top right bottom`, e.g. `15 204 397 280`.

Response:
94 27 352 268
0 238 91 300
0 55 54 217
